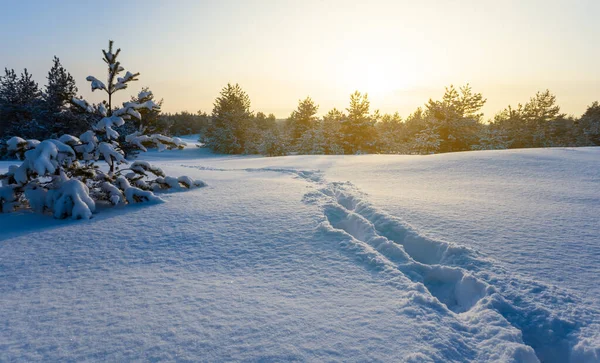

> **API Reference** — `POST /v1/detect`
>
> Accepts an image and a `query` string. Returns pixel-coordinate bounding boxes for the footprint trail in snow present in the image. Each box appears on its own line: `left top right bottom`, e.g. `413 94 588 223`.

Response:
182 164 600 363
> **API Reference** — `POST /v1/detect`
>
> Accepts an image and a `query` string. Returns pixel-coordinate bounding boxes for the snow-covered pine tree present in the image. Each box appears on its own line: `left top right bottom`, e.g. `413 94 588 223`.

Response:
0 40 204 219
117 88 174 158
123 87 168 134
258 129 288 156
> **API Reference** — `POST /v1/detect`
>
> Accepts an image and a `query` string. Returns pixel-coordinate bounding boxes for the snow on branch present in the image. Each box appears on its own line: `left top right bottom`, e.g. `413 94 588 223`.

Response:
0 40 206 220
86 76 107 92
49 179 96 219
71 97 94 113
125 132 186 152
7 137 40 160
94 115 125 140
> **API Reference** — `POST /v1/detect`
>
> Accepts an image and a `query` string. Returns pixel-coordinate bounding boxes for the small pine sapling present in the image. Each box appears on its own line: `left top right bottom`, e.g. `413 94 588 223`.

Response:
0 41 205 219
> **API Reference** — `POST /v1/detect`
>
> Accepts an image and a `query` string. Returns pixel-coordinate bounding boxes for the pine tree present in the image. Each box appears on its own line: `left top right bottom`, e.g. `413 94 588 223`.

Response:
340 91 377 154
491 104 527 148
0 69 20 136
322 108 344 154
39 56 91 138
44 57 78 113
17 69 40 106
0 40 202 219
203 83 253 154
493 90 564 148
255 111 277 132
425 84 486 152
0 68 19 106
411 124 441 154
472 125 509 150
523 90 561 124
127 88 166 134
403 107 426 140
258 129 287 156
166 111 210 136
523 90 563 147
287 97 319 145
578 101 600 145
376 112 404 153
85 40 140 115
0 68 42 138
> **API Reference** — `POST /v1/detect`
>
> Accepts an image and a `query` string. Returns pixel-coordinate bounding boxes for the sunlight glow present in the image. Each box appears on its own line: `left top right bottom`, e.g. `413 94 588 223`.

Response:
337 55 418 97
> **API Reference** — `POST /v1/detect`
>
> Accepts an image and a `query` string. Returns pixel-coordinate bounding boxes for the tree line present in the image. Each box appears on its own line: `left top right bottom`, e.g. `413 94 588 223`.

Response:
202 83 600 156
1 60 599 158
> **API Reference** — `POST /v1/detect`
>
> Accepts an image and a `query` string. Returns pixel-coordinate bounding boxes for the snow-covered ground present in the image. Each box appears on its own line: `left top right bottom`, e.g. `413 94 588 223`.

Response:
2 138 599 362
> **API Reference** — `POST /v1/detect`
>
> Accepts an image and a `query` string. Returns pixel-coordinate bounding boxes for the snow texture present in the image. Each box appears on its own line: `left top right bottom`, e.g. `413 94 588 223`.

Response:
1 143 599 362
48 179 95 219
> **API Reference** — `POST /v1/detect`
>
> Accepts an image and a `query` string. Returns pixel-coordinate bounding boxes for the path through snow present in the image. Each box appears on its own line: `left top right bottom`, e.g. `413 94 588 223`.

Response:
2 147 599 362
181 163 599 362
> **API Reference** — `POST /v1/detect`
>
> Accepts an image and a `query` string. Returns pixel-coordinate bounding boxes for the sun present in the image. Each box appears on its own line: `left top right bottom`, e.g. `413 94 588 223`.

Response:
337 55 417 97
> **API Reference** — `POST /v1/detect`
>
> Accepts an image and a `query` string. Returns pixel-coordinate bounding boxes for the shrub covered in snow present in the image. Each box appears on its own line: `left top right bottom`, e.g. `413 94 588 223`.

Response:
0 41 205 219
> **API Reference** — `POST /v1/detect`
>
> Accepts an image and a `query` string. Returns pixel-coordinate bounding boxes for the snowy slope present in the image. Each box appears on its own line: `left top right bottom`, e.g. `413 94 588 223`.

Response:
1 144 599 362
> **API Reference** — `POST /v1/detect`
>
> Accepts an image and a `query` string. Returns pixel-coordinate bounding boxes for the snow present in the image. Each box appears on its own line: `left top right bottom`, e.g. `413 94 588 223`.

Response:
0 184 17 212
94 115 125 140
130 160 165 177
117 71 136 84
96 142 126 168
101 181 125 205
138 90 152 99
6 136 26 151
76 130 98 161
6 136 40 153
97 103 107 117
49 179 96 219
9 140 75 183
58 134 81 146
1 145 599 362
125 132 187 152
122 99 159 111
85 76 106 92
71 97 94 113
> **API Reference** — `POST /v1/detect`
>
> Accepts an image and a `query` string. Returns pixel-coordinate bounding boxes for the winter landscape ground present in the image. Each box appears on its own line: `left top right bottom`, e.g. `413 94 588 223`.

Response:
1 137 599 362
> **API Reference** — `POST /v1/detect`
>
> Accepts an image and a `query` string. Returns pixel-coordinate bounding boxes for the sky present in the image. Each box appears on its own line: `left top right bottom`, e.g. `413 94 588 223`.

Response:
0 0 598 119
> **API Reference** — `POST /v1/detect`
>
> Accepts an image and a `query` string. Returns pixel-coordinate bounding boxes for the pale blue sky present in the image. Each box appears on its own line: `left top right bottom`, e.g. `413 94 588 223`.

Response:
1 0 598 118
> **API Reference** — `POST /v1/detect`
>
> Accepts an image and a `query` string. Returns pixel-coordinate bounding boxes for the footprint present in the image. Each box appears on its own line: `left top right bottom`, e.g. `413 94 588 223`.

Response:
323 201 488 313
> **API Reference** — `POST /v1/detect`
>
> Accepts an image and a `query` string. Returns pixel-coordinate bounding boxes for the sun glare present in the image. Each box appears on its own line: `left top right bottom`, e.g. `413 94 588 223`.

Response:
337 55 417 97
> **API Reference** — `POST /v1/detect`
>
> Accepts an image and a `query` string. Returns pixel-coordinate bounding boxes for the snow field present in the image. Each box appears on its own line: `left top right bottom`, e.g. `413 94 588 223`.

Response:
2 145 600 362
